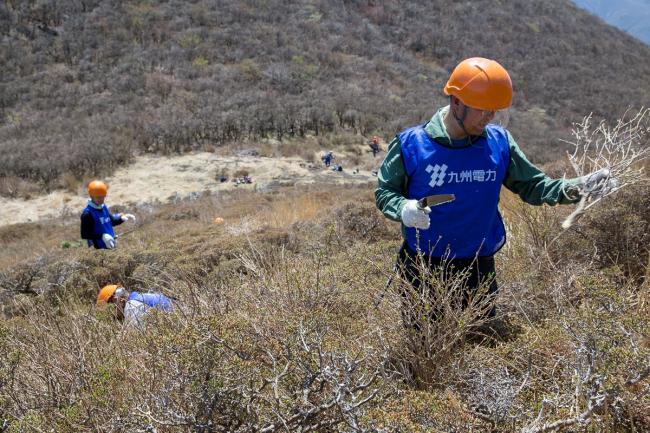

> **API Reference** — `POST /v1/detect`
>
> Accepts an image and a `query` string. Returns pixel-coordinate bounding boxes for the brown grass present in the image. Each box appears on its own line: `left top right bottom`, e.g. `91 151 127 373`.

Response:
0 183 648 432
0 176 41 199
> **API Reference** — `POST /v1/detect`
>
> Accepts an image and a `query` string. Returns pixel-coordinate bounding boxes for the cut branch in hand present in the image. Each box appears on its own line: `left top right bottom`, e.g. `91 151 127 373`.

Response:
561 108 650 229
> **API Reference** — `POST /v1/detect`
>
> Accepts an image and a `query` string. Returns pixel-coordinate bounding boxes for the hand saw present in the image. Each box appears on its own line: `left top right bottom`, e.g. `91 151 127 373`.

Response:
417 193 456 209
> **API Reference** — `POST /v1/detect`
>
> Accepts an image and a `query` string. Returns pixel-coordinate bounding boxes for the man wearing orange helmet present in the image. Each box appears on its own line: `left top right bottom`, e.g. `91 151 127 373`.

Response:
81 180 136 249
369 136 381 157
96 284 173 326
375 57 617 324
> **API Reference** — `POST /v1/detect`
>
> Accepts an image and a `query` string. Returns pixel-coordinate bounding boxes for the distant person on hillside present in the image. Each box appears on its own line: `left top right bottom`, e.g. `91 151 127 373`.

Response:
80 180 136 249
375 57 617 329
233 176 253 186
322 151 334 167
369 136 380 157
96 284 173 327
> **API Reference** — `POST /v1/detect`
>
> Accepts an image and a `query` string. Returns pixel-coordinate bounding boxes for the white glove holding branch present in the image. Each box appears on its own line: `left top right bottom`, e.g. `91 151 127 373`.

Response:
102 233 116 249
121 213 136 222
401 199 431 230
580 168 619 198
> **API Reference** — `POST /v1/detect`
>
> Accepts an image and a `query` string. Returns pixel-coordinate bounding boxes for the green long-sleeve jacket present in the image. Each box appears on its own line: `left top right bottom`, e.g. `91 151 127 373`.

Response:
375 106 581 223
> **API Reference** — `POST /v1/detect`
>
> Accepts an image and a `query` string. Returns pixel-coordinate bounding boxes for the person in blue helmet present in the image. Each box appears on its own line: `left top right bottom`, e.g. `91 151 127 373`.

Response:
80 180 136 249
96 284 174 326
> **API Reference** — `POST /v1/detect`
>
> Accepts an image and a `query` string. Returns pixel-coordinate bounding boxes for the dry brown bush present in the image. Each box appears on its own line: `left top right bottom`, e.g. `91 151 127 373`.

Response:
331 201 396 243
575 184 650 282
387 257 497 389
0 176 40 199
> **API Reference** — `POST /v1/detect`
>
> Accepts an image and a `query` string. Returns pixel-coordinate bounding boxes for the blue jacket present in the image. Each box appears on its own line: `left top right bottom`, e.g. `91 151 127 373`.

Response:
80 200 123 249
128 291 174 311
399 123 510 258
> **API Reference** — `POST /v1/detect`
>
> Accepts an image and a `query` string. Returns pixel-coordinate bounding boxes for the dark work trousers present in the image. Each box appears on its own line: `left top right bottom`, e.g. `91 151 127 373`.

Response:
396 242 498 330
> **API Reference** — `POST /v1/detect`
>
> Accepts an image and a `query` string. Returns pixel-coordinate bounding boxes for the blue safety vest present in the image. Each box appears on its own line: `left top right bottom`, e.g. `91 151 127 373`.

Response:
128 291 173 311
83 203 117 249
400 124 510 258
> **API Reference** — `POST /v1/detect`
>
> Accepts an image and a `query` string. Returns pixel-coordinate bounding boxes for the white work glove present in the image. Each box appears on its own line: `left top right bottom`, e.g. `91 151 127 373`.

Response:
102 233 116 249
580 168 619 198
121 213 136 222
401 199 431 230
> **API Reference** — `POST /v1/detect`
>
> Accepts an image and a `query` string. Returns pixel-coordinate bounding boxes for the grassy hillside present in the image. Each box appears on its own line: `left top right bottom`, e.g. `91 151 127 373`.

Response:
2 0 650 193
0 184 648 431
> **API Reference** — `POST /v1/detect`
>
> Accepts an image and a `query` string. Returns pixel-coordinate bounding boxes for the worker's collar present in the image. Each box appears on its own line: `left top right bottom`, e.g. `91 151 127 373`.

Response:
424 105 487 148
87 199 104 210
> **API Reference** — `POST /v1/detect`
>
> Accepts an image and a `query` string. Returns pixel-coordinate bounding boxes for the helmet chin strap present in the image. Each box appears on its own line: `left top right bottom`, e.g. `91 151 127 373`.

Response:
451 97 477 144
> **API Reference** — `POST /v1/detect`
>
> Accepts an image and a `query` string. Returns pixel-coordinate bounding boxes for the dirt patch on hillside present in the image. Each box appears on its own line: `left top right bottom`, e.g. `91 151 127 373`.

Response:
0 152 379 226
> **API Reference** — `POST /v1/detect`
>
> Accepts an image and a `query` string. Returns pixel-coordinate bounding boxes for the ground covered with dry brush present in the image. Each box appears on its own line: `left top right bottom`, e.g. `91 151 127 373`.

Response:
0 185 648 432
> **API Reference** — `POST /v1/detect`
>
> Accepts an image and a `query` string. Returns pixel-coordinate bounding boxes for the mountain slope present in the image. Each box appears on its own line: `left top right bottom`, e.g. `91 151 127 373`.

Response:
1 0 650 190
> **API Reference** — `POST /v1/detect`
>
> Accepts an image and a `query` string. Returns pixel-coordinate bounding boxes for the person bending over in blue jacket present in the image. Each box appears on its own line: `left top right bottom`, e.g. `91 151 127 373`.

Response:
80 180 136 249
96 284 174 327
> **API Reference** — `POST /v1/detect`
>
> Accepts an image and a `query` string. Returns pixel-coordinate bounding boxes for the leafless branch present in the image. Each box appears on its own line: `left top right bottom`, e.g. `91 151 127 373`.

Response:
561 109 650 228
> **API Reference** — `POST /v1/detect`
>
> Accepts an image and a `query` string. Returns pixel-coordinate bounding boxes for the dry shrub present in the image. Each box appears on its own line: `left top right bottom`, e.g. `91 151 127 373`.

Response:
0 254 78 308
232 168 249 178
498 190 593 322
255 141 276 157
499 188 569 256
214 166 230 180
57 172 82 194
0 262 42 318
261 193 323 228
344 152 363 168
326 131 361 149
575 184 650 282
0 303 143 432
151 192 231 225
0 222 80 270
0 223 45 245
277 138 320 160
331 201 396 243
446 267 650 432
387 256 496 389
365 390 493 432
0 176 40 199
164 206 201 221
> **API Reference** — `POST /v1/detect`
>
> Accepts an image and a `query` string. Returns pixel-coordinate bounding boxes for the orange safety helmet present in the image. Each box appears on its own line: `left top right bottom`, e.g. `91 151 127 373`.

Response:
88 180 108 197
96 284 118 305
443 57 513 111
